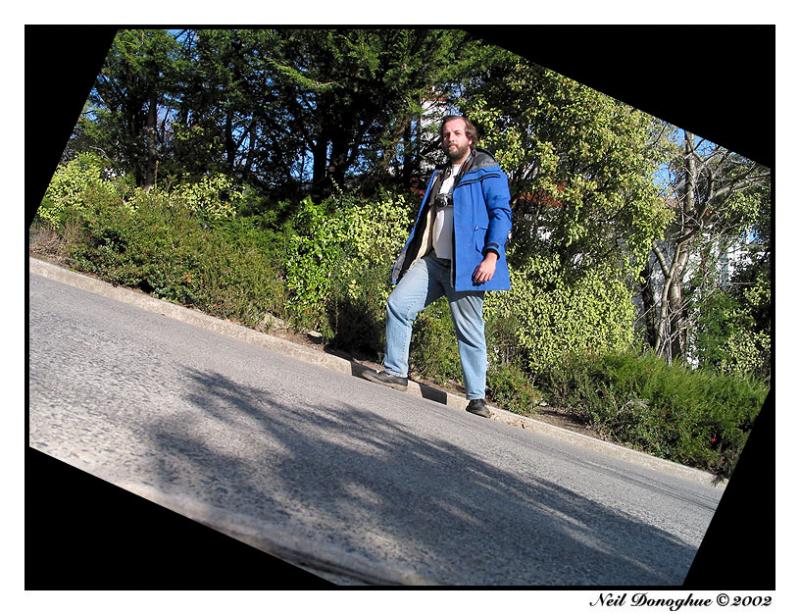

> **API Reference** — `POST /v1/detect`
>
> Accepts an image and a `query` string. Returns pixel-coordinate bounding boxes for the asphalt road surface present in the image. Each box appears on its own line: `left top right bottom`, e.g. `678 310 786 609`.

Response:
29 273 724 585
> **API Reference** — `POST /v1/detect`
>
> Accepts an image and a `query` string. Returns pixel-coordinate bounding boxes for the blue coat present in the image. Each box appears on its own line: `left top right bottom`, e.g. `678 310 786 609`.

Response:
391 149 513 292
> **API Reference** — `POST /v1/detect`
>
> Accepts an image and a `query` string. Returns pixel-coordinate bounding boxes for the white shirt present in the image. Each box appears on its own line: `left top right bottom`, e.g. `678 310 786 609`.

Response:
432 163 460 259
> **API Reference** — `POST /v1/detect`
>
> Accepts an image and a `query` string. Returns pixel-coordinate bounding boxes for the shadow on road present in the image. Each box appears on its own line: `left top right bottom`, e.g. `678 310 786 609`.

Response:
145 367 700 586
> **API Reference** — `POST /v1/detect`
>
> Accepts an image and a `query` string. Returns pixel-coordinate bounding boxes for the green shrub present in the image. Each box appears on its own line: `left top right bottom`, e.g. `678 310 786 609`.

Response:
65 195 287 328
284 192 412 335
327 263 389 356
485 312 530 373
485 254 635 374
544 350 769 477
37 152 125 229
488 362 543 415
695 280 771 381
192 216 290 325
408 298 463 386
170 173 254 222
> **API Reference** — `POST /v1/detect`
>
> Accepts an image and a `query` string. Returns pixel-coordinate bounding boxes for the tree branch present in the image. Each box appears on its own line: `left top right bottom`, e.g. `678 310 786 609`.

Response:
652 243 670 278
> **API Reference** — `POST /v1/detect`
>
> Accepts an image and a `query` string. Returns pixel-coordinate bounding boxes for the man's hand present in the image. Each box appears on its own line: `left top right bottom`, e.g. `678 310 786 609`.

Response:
472 252 498 284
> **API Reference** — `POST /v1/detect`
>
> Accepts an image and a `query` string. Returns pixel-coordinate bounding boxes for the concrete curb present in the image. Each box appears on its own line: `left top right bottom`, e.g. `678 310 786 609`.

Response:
29 257 726 490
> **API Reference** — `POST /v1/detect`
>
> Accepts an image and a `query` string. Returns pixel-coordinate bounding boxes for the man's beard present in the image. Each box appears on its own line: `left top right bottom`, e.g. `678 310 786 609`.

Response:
445 143 470 162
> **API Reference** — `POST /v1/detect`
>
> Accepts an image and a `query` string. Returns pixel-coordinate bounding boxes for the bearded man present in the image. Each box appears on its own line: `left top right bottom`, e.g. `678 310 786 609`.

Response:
360 115 512 418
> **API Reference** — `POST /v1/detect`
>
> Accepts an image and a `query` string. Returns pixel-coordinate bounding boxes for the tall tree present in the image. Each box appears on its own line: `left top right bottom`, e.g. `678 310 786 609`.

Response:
166 29 305 194
82 29 182 188
71 29 509 200
642 131 770 364
265 29 471 198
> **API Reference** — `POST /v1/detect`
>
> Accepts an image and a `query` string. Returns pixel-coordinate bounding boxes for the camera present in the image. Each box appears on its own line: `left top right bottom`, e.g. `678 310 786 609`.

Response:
434 193 453 209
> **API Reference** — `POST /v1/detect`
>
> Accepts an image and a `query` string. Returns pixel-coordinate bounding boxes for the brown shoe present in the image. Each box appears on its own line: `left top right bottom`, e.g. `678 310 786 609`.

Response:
466 398 491 418
360 369 409 391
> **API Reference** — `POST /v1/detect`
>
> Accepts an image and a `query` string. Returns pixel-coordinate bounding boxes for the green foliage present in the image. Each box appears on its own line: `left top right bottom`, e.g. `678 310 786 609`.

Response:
326 264 389 356
167 29 305 186
64 192 287 328
487 362 543 415
271 29 475 194
485 255 635 374
461 64 672 277
171 173 253 222
695 274 771 380
37 152 124 229
719 329 771 378
408 299 463 386
485 311 528 368
544 350 769 477
694 291 739 368
284 192 412 334
83 29 182 186
719 190 763 235
484 311 545 414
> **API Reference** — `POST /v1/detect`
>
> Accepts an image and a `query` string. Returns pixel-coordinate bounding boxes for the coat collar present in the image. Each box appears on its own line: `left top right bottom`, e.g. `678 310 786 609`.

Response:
435 148 499 177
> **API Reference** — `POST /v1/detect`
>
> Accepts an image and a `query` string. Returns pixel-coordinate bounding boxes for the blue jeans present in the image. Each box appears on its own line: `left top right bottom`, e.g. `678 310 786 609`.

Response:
383 254 487 400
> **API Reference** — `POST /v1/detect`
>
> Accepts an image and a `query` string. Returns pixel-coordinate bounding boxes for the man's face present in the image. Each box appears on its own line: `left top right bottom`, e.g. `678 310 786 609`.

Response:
441 118 472 163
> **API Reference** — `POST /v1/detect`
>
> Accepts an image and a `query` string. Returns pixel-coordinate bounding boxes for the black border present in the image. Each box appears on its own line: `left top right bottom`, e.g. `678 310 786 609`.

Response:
25 25 775 590
463 25 775 169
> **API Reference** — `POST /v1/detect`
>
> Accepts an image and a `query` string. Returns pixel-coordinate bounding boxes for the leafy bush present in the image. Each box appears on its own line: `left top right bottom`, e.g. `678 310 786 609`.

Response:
324 262 387 356
695 277 771 380
543 350 769 477
485 311 530 373
408 298 463 386
37 152 124 229
284 192 412 335
488 362 543 415
170 173 255 222
485 254 635 374
65 195 287 327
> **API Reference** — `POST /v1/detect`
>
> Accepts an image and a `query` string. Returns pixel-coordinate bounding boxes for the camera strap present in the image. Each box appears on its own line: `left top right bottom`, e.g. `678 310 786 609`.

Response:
437 154 471 207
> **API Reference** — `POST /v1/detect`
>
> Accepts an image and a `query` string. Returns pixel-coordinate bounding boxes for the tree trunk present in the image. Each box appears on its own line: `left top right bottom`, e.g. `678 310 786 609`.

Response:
243 122 257 179
329 133 350 190
657 270 673 363
225 110 236 171
669 245 691 360
666 131 697 361
311 128 329 199
401 117 415 190
639 259 658 349
143 96 158 189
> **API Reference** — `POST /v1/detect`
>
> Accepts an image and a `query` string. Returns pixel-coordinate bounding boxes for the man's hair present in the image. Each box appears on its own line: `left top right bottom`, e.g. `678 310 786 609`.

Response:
440 115 479 147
